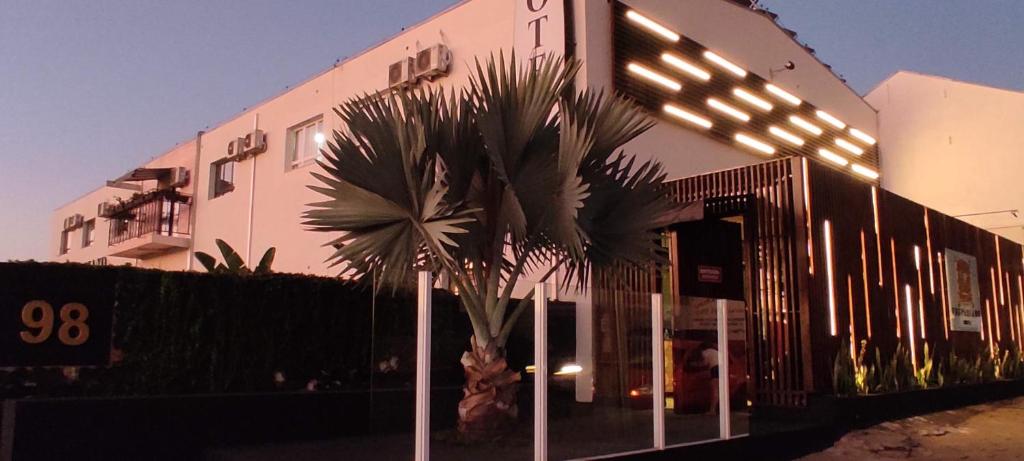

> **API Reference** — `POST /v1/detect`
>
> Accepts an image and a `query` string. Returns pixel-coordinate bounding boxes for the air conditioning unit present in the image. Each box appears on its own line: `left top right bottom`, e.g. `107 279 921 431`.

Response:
97 202 115 218
168 167 190 187
227 138 243 159
64 214 84 230
388 57 415 89
242 129 267 157
414 44 452 81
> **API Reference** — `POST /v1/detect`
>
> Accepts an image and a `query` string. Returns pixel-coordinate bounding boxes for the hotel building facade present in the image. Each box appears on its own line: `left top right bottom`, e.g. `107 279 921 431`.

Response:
49 0 1024 455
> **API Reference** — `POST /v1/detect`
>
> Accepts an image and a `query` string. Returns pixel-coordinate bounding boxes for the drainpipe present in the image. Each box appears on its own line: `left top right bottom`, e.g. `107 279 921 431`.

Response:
186 130 204 271
246 114 258 266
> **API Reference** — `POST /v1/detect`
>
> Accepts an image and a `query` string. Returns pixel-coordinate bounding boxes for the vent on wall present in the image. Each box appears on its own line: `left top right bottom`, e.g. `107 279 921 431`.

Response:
63 214 84 230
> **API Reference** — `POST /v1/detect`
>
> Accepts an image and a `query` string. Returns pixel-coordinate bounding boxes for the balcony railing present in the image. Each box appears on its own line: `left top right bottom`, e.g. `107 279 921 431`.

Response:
107 191 191 247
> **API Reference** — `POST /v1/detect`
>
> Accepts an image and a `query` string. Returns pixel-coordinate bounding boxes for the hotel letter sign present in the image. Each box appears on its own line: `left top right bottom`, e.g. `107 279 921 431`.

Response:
944 249 982 333
513 0 565 67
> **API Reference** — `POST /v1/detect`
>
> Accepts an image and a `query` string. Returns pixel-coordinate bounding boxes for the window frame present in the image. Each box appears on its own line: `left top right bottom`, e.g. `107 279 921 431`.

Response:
59 230 70 255
81 219 96 248
210 159 236 199
286 116 325 170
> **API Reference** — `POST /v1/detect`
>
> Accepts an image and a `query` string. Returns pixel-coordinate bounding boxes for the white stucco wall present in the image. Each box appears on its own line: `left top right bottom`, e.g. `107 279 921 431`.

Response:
866 71 1024 244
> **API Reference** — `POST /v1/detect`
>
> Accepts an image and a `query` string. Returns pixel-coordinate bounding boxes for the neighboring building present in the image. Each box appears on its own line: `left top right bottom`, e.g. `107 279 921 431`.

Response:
47 1 1024 456
866 71 1024 244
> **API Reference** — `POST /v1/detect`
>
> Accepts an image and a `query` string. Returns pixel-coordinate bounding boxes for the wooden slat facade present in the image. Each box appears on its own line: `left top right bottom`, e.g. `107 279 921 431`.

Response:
593 157 1024 408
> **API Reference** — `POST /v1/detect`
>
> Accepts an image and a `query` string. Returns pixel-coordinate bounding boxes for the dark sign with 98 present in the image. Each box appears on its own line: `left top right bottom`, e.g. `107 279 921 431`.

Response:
0 264 114 367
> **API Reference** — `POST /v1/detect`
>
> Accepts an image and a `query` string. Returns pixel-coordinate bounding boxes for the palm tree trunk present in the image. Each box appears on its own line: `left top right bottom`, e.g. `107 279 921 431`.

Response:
458 336 521 440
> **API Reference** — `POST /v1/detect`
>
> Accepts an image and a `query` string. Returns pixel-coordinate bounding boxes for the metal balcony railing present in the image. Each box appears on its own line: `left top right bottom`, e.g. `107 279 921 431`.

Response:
106 192 191 246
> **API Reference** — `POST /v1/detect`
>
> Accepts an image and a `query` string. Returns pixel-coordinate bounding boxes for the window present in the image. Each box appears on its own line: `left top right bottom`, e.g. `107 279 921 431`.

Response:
82 219 95 247
59 230 69 255
287 117 324 169
211 160 235 198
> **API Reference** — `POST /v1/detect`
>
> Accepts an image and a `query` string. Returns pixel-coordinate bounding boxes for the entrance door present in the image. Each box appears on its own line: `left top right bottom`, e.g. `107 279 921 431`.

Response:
661 219 750 445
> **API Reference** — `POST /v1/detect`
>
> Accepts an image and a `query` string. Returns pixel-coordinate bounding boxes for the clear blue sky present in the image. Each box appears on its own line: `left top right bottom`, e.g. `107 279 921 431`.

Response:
2 1 1022 261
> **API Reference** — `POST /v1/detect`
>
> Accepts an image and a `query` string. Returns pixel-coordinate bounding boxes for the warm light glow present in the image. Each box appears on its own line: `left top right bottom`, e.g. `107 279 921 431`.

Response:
768 126 804 146
905 284 918 369
860 230 872 338
824 220 838 336
818 148 849 166
664 104 713 129
835 138 865 156
892 239 902 337
789 115 823 136
314 132 326 145
707 98 750 122
626 10 680 42
627 63 681 91
802 158 814 276
938 253 949 339
925 211 934 294
872 187 883 287
554 363 583 376
816 110 847 129
849 128 877 145
735 132 775 155
996 237 1004 305
852 164 879 180
991 267 1001 341
915 245 926 339
733 88 773 111
765 83 802 106
703 51 747 78
661 53 711 81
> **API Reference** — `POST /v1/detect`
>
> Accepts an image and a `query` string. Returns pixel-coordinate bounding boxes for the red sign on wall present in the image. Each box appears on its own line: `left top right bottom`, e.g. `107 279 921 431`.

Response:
697 265 723 284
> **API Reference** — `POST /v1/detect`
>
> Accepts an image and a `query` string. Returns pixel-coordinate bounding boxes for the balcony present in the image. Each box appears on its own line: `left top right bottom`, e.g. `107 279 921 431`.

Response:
103 189 191 259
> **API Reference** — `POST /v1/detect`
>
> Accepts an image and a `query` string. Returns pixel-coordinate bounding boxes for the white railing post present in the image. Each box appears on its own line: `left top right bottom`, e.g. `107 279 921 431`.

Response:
534 282 548 461
717 299 731 439
415 271 432 461
651 293 665 450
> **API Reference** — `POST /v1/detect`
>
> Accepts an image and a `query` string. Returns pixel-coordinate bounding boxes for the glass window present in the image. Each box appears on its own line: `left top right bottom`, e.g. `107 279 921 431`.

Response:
288 118 324 168
211 160 235 198
82 219 95 247
59 230 69 255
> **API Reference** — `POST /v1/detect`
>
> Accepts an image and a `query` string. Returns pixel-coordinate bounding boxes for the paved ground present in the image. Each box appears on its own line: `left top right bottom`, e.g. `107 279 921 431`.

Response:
800 396 1024 460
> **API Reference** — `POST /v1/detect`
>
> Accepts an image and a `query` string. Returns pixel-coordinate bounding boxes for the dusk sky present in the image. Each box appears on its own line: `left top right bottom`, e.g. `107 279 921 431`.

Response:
2 0 1023 261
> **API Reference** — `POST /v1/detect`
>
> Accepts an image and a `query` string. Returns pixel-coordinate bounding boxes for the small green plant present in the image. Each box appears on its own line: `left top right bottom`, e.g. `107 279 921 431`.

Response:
874 344 916 392
915 342 935 388
833 337 857 396
854 340 875 394
195 239 276 275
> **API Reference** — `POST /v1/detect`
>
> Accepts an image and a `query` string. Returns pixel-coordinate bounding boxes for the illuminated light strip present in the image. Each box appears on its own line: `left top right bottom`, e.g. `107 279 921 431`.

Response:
852 164 879 180
769 126 804 146
818 148 849 166
733 88 773 111
661 53 711 81
848 275 857 361
765 83 802 106
835 138 865 156
663 104 713 129
1010 272 1018 343
803 158 814 276
625 10 680 42
789 115 823 136
849 128 877 145
996 237 1004 305
914 246 926 339
1019 275 1024 347
938 252 949 339
816 110 847 129
873 187 883 287
703 51 747 78
860 230 872 337
925 211 934 294
627 63 681 91
891 238 902 338
905 284 918 369
985 299 994 355
991 267 1001 341
824 220 838 336
734 132 775 155
707 98 750 122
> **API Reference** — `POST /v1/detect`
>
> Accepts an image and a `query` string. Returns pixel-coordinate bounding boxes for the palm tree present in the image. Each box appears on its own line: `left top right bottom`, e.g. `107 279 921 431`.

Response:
195 239 276 275
304 53 677 440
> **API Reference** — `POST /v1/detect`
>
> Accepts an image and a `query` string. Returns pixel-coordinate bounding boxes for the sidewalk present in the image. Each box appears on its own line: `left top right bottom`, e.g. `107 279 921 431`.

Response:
800 396 1024 460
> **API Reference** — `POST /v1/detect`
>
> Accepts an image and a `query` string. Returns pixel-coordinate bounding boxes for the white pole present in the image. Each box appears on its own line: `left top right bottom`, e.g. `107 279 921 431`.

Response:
651 293 665 450
717 299 731 439
534 282 548 461
415 271 432 461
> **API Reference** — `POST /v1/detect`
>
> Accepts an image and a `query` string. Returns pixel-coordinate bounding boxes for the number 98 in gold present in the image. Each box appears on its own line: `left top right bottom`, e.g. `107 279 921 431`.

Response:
19 300 90 346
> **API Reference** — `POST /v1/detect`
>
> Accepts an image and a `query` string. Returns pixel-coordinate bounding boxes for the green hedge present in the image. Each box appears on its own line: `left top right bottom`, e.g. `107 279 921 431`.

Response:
1 262 482 398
